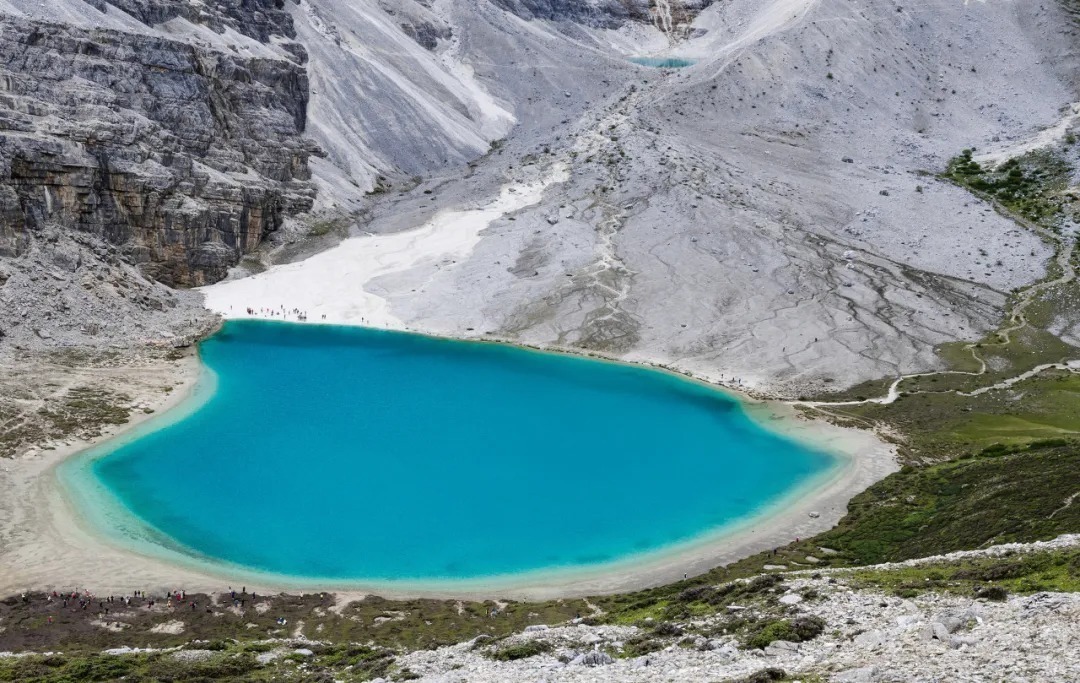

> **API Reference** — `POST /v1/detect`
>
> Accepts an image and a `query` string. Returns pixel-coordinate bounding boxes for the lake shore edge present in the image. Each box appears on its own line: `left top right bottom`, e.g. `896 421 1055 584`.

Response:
0 323 898 601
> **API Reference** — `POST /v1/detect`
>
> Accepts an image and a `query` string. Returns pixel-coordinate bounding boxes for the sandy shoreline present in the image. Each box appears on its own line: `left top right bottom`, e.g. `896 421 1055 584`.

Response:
0 328 898 601
0 353 236 598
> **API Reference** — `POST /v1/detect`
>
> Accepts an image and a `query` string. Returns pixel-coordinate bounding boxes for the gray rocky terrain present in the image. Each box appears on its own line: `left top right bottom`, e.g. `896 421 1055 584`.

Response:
393 538 1080 683
2 0 1076 395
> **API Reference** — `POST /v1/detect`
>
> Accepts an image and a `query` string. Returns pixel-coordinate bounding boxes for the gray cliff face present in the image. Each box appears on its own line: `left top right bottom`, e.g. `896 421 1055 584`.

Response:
490 0 648 28
0 0 715 299
489 0 713 30
88 0 297 41
0 14 315 287
376 0 453 51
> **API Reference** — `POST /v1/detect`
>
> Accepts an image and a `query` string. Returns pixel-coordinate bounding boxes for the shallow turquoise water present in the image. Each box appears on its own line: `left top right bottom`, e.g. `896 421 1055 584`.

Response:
65 320 835 582
629 57 696 68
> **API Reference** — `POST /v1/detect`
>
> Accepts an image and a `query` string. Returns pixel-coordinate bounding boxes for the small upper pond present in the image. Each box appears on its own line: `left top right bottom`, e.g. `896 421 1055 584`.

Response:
629 57 696 68
63 320 836 584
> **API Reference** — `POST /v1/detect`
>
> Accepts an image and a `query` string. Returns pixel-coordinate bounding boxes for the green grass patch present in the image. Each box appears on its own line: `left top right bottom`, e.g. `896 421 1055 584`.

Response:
943 148 1074 229
487 639 552 661
331 595 589 651
810 441 1080 565
848 547 1080 597
36 386 131 440
836 371 1080 458
0 651 267 683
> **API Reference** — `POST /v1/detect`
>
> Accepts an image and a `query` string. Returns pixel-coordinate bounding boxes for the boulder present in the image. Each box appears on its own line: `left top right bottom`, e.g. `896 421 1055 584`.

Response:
256 651 283 664
571 650 613 667
854 629 886 649
763 640 800 657
950 635 978 649
932 622 951 641
171 650 216 662
834 666 880 682
896 614 922 629
938 616 963 633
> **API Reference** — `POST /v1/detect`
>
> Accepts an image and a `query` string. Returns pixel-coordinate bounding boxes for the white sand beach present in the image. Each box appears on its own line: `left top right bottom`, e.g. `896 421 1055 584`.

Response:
200 165 570 330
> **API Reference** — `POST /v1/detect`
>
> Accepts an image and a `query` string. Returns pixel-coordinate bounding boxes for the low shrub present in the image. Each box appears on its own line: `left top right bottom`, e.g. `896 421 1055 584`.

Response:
489 640 552 661
976 586 1009 601
652 622 683 637
621 635 665 658
743 616 826 649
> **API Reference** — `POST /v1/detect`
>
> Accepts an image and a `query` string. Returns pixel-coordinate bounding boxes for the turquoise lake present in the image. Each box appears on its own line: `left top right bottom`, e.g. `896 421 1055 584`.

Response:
64 320 836 583
629 57 696 68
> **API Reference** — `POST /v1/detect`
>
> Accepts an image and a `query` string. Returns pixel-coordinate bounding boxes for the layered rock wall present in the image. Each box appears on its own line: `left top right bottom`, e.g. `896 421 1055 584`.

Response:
0 14 315 287
489 0 713 31
87 0 297 42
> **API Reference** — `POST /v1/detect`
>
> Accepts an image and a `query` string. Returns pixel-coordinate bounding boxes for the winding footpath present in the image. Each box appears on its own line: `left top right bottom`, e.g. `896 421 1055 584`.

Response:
794 191 1080 409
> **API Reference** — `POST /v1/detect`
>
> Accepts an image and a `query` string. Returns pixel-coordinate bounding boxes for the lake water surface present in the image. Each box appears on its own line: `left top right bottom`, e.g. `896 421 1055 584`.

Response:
629 57 696 68
62 321 836 583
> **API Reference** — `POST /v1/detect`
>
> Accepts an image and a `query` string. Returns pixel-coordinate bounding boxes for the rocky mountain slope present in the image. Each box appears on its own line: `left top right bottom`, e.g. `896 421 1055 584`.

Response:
1 0 1079 388
214 0 1077 393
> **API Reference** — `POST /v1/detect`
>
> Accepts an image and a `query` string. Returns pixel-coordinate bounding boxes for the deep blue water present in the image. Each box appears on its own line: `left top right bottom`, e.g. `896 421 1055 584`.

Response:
70 320 835 582
629 57 696 68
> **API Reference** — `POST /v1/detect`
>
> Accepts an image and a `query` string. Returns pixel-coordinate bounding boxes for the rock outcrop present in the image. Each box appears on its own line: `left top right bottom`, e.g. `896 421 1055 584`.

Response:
86 0 298 43
390 537 1080 682
0 11 316 287
490 0 714 32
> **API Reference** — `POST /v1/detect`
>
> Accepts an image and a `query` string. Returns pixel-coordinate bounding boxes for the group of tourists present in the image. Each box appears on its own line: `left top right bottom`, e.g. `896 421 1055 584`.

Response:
241 305 311 322
26 585 266 621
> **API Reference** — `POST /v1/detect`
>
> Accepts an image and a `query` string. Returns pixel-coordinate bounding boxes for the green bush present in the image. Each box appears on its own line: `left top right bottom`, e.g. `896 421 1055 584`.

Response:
744 616 826 649
735 669 788 683
489 640 552 661
621 635 665 658
976 586 1009 601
